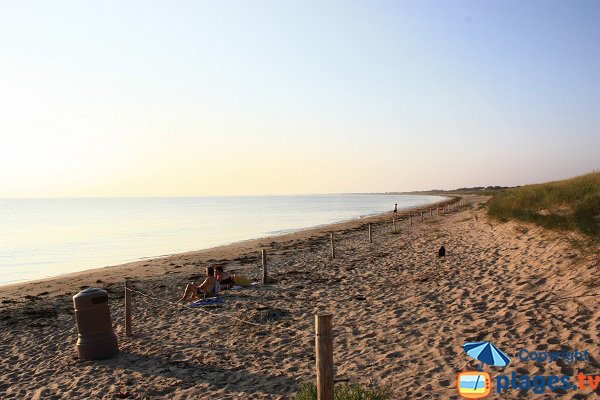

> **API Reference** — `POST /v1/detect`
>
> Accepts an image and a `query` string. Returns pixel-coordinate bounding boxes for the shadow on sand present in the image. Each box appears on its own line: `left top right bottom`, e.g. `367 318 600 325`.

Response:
87 346 301 397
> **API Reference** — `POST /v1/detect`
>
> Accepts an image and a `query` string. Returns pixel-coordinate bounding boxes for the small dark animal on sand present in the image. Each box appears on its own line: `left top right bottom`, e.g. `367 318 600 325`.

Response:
438 246 446 257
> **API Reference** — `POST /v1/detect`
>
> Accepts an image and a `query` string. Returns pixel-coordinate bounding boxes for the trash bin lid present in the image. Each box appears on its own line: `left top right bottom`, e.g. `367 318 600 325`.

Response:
74 287 104 297
73 288 108 308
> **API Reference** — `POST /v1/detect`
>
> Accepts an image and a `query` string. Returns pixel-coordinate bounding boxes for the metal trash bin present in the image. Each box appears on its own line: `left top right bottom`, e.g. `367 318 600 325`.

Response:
73 288 119 360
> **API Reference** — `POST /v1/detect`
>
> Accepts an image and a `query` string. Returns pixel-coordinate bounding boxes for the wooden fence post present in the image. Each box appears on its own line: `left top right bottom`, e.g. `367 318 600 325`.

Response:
125 278 132 337
315 313 334 400
430 208 433 217
392 216 396 233
409 212 413 226
262 249 268 284
368 224 372 243
421 211 424 222
330 233 335 259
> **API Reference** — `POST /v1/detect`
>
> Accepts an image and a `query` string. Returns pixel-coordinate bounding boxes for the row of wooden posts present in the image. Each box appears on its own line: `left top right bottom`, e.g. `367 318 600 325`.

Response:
123 199 464 400
259 199 463 278
391 201 460 234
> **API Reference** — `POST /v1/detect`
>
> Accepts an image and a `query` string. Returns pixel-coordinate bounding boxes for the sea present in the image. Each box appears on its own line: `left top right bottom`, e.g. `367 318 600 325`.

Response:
0 194 443 286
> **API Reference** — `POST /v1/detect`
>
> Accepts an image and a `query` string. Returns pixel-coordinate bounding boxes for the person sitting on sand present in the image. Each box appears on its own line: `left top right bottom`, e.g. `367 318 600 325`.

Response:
214 266 235 289
179 266 217 301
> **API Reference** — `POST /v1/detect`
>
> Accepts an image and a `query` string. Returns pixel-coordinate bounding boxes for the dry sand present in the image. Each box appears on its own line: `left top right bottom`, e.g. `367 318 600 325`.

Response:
0 196 598 399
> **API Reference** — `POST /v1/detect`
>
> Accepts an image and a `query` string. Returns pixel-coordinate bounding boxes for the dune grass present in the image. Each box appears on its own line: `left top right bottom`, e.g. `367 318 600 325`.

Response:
292 383 391 400
487 171 600 238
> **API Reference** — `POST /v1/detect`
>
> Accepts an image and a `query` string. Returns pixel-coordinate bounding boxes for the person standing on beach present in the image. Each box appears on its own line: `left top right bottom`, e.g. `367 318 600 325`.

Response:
393 203 398 216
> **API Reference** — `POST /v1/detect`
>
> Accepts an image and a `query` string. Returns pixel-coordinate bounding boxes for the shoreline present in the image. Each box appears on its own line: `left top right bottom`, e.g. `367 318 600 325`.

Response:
0 196 455 299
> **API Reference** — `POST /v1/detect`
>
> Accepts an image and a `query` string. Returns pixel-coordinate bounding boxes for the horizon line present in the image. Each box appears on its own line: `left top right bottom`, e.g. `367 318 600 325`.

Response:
0 192 451 200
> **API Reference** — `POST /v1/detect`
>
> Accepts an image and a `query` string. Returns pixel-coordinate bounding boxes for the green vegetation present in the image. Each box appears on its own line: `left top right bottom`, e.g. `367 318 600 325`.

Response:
402 186 510 196
293 383 391 400
487 172 600 237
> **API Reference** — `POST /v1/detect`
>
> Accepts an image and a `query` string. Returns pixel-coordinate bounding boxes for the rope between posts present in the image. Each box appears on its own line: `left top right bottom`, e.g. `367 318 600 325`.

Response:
126 287 311 338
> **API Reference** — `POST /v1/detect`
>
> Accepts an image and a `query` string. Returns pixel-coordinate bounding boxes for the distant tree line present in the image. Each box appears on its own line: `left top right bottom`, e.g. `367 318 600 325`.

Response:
452 185 512 192
402 185 513 194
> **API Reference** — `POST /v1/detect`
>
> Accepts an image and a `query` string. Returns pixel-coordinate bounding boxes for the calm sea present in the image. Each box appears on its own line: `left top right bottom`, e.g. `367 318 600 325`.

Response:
0 195 443 285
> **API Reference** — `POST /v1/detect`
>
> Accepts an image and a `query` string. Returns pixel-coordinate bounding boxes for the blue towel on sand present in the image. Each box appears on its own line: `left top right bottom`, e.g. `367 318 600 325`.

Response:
189 297 224 308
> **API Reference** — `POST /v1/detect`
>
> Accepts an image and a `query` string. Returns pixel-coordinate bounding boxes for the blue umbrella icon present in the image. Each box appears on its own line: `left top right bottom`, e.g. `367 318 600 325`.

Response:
463 341 511 370
463 342 510 394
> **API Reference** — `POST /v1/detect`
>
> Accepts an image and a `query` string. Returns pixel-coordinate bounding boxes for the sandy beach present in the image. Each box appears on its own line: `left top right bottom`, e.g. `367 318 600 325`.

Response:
0 196 598 399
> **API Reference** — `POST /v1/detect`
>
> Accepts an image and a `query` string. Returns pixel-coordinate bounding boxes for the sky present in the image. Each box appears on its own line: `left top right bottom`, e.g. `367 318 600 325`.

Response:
0 0 598 197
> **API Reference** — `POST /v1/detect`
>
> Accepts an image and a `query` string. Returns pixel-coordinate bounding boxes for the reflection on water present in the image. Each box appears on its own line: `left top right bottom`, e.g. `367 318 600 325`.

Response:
0 194 443 285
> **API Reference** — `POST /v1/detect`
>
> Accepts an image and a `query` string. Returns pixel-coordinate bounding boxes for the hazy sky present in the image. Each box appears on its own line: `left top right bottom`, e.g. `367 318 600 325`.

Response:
1 0 598 197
